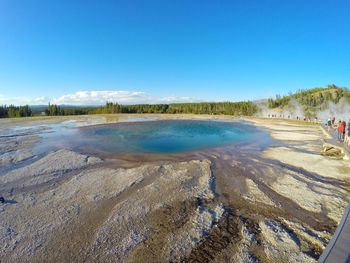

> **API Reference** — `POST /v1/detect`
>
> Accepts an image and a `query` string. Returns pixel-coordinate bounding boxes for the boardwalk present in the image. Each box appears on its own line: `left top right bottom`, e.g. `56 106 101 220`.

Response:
318 202 350 263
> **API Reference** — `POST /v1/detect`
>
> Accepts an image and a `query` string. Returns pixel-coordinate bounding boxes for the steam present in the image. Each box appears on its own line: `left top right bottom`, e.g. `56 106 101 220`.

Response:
317 98 350 122
254 99 305 119
255 97 350 123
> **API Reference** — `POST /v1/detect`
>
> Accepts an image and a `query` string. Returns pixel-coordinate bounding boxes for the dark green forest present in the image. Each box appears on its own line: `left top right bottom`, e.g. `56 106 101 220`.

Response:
45 101 257 116
45 104 97 116
0 105 32 118
0 101 256 118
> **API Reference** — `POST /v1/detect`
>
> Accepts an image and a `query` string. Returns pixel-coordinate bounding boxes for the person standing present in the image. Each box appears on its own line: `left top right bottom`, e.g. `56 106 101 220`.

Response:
327 118 332 132
337 120 344 141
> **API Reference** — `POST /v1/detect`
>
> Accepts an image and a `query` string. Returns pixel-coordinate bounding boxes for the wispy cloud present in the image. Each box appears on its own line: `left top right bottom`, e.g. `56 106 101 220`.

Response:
52 91 148 105
0 95 50 105
0 90 199 106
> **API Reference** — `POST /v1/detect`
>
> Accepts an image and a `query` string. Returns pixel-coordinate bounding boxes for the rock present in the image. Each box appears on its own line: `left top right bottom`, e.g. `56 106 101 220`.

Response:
322 143 344 158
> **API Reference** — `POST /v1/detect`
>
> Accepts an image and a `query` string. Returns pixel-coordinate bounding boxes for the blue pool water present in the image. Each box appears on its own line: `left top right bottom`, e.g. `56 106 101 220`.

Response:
77 120 265 154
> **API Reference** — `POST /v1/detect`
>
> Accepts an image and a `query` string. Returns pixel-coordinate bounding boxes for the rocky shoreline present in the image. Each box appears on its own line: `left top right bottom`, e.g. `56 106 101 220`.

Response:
0 115 349 262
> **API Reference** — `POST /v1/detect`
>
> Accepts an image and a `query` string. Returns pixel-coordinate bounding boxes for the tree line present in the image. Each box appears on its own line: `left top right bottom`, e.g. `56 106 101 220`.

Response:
0 105 32 118
0 101 257 118
46 101 257 116
44 104 96 116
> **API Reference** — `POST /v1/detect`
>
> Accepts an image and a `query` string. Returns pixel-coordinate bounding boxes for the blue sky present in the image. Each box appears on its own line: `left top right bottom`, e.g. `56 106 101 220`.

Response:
0 0 349 105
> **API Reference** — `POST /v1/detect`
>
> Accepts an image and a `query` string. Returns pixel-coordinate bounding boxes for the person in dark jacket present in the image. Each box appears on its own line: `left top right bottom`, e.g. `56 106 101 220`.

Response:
327 118 332 131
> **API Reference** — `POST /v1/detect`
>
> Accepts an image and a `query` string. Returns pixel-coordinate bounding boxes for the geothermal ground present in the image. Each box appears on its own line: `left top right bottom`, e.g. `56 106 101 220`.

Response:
0 114 349 263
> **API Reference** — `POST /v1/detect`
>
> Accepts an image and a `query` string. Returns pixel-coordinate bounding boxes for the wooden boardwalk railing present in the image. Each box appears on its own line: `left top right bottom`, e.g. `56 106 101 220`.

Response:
318 202 350 263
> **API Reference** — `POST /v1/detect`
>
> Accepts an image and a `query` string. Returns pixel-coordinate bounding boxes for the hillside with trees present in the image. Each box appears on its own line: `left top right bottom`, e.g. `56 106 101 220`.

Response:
267 84 350 117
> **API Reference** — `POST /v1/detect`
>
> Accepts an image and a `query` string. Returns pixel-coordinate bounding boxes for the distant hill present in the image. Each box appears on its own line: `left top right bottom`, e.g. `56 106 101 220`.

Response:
266 84 350 117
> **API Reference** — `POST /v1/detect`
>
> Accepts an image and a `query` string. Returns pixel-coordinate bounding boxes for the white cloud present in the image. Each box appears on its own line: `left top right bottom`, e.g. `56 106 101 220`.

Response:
158 96 195 103
0 90 199 106
0 95 49 105
51 91 149 105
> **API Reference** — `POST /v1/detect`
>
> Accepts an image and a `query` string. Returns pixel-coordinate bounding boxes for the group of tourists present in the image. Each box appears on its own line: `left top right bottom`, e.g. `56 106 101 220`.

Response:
327 117 350 147
267 114 319 123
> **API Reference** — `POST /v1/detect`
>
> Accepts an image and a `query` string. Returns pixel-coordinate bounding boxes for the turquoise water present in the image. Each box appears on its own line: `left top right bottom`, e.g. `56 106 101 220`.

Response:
78 120 264 154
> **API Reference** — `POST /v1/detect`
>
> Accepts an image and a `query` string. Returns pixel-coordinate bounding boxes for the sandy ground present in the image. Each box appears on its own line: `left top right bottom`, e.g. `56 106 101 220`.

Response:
0 114 349 263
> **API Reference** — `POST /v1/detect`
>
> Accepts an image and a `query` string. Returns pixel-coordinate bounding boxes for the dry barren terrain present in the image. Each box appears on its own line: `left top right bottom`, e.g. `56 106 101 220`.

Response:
0 115 349 263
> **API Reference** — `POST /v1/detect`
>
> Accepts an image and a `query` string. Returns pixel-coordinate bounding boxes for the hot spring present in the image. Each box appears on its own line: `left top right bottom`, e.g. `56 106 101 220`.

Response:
77 120 267 154
33 119 269 157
